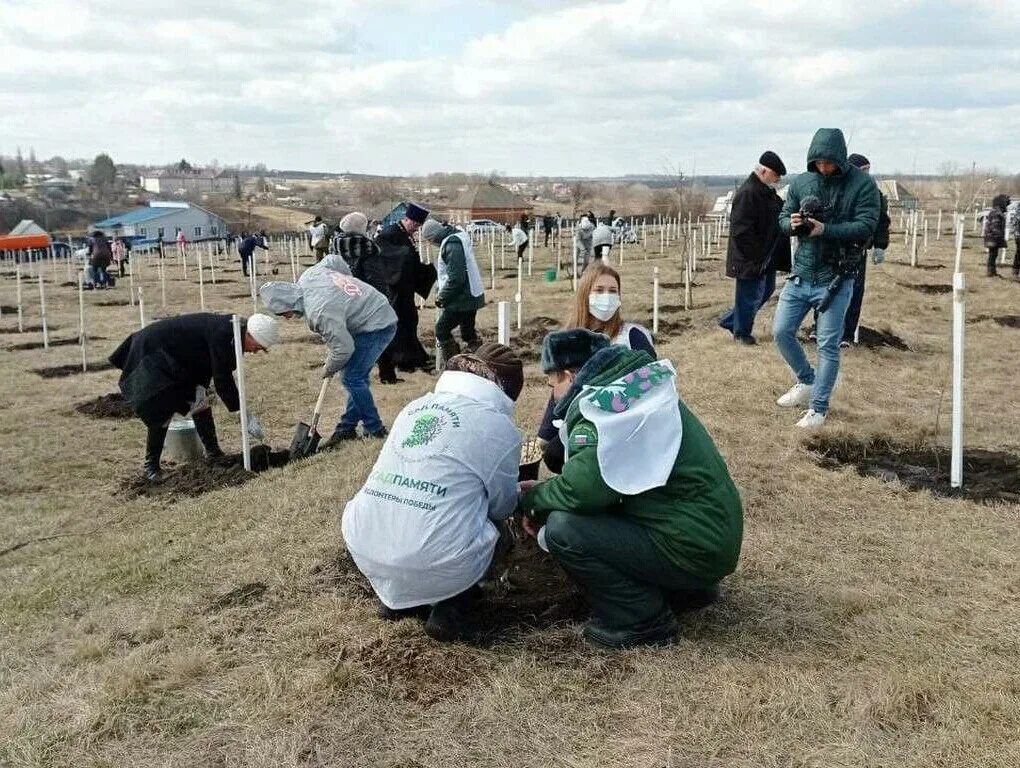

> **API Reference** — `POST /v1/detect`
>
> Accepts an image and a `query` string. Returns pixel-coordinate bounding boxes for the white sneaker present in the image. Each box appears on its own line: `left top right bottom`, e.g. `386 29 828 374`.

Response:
777 383 813 408
795 409 826 428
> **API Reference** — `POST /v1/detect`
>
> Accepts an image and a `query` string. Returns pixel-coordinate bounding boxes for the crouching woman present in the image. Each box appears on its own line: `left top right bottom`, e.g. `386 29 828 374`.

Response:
518 329 743 650
341 344 525 642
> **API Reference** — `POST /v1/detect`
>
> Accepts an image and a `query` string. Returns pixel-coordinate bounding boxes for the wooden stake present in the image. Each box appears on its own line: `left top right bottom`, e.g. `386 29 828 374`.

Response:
652 267 660 336
38 274 49 350
231 314 252 472
516 257 523 330
951 215 966 489
138 287 146 328
78 269 87 371
684 256 692 310
197 248 206 310
497 301 511 345
15 259 24 332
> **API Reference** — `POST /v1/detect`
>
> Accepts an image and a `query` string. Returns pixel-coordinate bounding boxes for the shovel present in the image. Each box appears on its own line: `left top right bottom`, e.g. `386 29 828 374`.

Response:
289 379 331 459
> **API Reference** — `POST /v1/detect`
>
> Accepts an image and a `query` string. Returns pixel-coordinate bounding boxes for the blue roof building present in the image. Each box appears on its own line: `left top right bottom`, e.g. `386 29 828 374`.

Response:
93 202 227 243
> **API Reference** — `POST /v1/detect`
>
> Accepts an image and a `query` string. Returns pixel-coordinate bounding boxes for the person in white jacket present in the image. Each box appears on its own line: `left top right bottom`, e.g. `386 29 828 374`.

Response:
341 343 525 642
592 220 615 261
573 216 595 275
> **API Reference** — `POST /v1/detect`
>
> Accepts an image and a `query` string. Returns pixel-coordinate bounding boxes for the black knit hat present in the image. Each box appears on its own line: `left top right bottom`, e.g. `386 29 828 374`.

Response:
759 150 787 176
848 153 871 169
540 329 610 373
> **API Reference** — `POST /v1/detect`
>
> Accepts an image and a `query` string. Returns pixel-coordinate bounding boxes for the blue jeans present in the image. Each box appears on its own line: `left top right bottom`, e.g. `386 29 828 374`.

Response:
719 270 777 338
772 277 854 415
336 324 397 433
88 264 111 287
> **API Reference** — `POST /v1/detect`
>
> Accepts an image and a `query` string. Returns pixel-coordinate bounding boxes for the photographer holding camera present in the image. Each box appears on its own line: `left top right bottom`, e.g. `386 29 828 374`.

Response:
773 128 880 428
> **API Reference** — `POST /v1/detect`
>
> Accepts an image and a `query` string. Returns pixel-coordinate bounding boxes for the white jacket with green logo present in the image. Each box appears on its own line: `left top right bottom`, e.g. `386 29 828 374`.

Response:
341 371 521 609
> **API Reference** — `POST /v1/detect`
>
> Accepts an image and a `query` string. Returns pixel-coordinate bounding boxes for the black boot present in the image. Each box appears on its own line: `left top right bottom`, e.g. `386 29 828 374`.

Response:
319 426 359 451
192 409 224 459
424 588 477 642
144 424 168 483
437 339 460 371
377 600 430 622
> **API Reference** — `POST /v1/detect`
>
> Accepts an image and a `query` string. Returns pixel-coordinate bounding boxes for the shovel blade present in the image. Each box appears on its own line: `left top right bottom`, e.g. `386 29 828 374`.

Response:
306 429 322 456
289 421 311 459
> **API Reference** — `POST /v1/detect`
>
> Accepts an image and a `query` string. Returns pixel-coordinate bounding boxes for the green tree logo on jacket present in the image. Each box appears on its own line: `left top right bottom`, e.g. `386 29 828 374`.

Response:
402 414 443 448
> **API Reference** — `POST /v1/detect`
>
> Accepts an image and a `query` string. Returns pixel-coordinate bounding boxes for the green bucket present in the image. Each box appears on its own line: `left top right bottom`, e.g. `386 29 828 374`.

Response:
544 268 557 282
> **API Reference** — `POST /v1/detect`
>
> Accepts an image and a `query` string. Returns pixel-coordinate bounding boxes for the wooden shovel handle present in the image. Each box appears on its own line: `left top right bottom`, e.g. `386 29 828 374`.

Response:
309 378 331 431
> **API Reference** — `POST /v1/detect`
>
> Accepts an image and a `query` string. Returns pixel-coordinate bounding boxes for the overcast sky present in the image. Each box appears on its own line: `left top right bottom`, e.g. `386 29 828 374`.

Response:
3 0 1018 177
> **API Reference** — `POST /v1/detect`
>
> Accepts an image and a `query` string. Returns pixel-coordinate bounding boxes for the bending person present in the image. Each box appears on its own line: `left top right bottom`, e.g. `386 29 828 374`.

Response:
342 344 525 642
109 312 280 482
260 253 397 447
519 329 743 650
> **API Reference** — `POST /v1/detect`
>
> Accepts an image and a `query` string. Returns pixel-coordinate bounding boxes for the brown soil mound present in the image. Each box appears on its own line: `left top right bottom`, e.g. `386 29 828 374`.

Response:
0 305 16 313
971 314 1020 328
226 292 255 299
205 582 267 613
855 326 910 351
74 392 133 419
7 336 88 351
34 361 115 378
94 299 130 307
910 263 945 271
121 445 290 499
897 282 952 295
658 282 701 290
517 316 561 345
321 536 585 647
0 324 59 334
808 434 1020 503
656 317 692 337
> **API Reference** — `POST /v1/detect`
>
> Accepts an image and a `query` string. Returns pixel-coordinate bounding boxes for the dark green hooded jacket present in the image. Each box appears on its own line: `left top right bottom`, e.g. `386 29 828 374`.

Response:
520 348 743 584
779 129 881 283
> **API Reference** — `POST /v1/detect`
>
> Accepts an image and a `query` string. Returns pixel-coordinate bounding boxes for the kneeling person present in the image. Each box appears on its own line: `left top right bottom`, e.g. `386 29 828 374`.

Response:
342 344 524 642
518 330 744 650
109 312 280 482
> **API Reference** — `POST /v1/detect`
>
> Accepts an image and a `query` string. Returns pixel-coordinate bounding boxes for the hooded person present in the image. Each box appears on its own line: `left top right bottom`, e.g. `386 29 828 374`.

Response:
518 329 743 650
573 216 595 274
87 230 114 288
983 193 1010 277
592 219 615 260
341 343 525 642
375 202 435 377
773 128 881 428
109 312 280 482
421 218 486 365
260 252 398 447
336 211 390 303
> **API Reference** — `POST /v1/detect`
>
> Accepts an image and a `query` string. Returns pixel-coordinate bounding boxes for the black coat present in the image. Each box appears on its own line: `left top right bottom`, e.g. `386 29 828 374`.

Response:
109 313 241 426
337 233 390 299
375 223 429 370
726 173 791 279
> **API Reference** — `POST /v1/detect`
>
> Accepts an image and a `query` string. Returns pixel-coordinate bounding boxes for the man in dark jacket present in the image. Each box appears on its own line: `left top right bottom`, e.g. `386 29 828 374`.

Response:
543 214 556 247
773 128 880 428
109 312 280 482
983 194 1010 277
719 151 791 344
375 203 433 378
237 232 268 277
841 154 891 345
421 218 485 364
337 212 389 298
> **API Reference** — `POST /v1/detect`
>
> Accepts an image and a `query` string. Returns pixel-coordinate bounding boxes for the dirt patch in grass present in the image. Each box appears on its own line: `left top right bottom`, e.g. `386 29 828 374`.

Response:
808 434 1020 503
0 324 60 334
970 314 1020 328
656 317 692 337
34 361 116 378
321 537 584 647
0 304 16 313
74 393 133 419
120 445 291 499
93 299 130 307
855 326 911 351
7 335 104 351
226 292 256 299
513 316 561 362
897 281 952 295
910 263 945 271
658 282 701 290
205 582 268 613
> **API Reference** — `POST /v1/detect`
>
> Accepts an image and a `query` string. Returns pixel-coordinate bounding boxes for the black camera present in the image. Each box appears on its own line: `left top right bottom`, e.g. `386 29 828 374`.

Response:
792 195 823 237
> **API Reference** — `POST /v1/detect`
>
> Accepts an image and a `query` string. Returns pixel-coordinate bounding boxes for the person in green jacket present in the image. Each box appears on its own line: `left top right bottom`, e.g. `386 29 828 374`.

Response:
518 329 744 650
421 219 486 364
772 128 880 429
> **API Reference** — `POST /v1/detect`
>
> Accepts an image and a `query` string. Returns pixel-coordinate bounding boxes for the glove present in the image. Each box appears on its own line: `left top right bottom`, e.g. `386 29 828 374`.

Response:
246 414 265 442
872 248 885 265
434 296 445 308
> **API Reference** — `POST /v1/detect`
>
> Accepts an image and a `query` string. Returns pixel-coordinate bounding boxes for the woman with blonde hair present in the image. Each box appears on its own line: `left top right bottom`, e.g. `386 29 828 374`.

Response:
537 262 655 471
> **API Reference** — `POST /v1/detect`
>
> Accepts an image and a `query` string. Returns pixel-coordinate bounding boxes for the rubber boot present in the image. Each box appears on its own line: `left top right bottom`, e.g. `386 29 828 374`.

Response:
437 338 460 372
424 588 477 642
144 424 168 483
192 409 224 459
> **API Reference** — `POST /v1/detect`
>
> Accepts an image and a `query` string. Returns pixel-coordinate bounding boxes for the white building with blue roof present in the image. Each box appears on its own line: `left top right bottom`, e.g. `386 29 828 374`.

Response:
92 201 227 244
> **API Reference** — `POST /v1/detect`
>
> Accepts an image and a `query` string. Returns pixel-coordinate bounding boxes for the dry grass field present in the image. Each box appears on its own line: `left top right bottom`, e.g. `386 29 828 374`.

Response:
1 224 1019 768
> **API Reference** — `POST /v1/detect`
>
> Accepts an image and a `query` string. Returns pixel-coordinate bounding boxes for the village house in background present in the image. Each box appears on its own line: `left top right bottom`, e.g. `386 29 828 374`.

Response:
140 168 235 196
92 201 227 243
443 181 534 225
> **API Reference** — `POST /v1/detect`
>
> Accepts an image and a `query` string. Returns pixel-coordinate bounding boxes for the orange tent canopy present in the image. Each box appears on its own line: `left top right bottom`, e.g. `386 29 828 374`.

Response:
0 233 52 250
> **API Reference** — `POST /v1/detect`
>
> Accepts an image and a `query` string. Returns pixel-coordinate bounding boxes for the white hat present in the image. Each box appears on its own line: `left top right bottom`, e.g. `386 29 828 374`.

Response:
339 211 368 235
246 313 281 350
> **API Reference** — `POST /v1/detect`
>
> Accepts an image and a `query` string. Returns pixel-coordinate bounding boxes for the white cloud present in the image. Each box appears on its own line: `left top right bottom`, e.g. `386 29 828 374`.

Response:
1 0 1018 175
